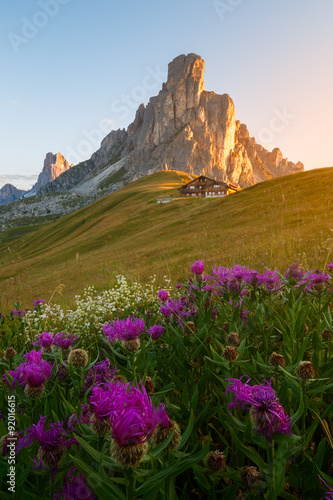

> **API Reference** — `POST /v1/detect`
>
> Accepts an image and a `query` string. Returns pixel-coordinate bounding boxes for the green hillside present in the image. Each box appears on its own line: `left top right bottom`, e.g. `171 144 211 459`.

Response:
1 167 333 308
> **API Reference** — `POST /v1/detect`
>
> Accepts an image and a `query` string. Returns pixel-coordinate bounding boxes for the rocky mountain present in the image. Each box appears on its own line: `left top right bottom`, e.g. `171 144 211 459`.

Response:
0 184 26 206
27 152 73 196
84 53 303 188
4 52 304 216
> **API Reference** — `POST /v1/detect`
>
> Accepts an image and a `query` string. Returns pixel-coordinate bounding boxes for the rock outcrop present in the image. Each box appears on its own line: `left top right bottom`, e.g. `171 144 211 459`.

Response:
28 153 73 195
0 184 26 205
94 53 303 187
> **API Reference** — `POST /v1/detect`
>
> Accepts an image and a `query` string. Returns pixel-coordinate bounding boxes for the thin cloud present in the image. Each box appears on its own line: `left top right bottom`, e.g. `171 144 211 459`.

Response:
0 174 38 191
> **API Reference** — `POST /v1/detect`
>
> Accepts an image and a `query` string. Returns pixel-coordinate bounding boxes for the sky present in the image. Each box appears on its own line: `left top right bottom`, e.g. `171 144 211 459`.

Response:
0 0 332 190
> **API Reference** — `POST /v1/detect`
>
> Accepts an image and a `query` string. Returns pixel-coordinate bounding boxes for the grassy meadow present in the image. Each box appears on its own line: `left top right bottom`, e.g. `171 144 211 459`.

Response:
0 167 333 309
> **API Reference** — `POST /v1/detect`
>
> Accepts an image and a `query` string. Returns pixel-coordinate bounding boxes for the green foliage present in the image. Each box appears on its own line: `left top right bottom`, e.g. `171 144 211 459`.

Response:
0 269 332 498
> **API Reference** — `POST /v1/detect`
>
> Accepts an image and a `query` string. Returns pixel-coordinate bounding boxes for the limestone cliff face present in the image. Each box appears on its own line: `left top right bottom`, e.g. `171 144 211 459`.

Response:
32 153 73 193
38 53 304 194
96 53 303 187
0 184 26 205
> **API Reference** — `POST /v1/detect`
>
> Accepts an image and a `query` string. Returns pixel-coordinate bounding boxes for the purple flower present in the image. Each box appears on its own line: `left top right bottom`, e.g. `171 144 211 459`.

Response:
33 299 45 308
103 317 145 343
191 260 205 275
10 309 26 318
158 289 169 302
240 309 250 326
328 262 333 271
226 377 292 439
228 277 241 294
17 416 77 471
82 359 116 393
176 284 182 289
4 350 52 389
33 332 53 348
53 332 78 350
54 467 96 499
300 271 330 291
149 325 164 340
22 363 52 388
111 383 164 446
285 263 304 282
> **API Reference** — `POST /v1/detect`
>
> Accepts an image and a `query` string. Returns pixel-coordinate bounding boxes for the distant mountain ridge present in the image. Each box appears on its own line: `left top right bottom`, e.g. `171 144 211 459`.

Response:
0 184 26 205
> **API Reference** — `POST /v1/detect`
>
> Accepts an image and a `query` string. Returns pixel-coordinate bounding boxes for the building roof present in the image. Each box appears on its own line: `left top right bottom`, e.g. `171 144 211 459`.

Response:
178 175 239 191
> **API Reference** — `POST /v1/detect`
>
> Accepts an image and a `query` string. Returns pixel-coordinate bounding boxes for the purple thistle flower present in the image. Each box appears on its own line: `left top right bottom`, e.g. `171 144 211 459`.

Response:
158 289 169 302
191 260 205 275
226 377 292 439
22 363 52 388
328 262 333 271
111 383 165 446
33 332 53 348
149 325 165 340
160 304 173 318
90 384 127 421
300 271 330 291
33 299 45 308
54 467 96 499
82 359 116 393
4 350 52 390
285 263 304 282
10 309 26 318
53 332 78 349
16 416 77 471
176 283 182 289
119 317 145 341
103 317 145 343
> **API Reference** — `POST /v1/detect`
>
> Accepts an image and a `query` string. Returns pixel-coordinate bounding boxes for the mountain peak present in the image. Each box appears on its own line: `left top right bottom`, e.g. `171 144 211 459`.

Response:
29 152 73 194
167 53 205 92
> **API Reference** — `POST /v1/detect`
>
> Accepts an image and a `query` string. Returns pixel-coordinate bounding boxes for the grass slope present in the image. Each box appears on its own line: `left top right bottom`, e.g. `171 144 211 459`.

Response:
0 167 333 308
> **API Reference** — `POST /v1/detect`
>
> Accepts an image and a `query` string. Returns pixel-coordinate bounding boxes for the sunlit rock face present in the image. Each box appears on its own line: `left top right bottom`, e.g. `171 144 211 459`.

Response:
97 53 303 187
33 153 73 191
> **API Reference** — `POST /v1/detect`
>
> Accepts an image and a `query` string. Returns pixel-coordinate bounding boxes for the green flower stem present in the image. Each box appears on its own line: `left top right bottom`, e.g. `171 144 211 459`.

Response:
267 440 276 497
126 468 136 499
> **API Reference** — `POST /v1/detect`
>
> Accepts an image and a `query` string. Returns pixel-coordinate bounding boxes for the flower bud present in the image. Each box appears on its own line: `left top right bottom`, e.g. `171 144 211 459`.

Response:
205 450 226 474
110 439 148 468
68 349 88 369
152 420 181 451
4 347 16 360
223 346 239 361
121 339 141 352
37 445 66 468
24 384 45 399
144 376 155 394
226 332 241 346
240 466 260 489
269 352 286 368
321 328 332 341
296 361 317 380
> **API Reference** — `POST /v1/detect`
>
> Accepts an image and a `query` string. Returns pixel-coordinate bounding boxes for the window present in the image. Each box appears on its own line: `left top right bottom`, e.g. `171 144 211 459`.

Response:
214 184 220 188
190 185 195 189
222 191 224 195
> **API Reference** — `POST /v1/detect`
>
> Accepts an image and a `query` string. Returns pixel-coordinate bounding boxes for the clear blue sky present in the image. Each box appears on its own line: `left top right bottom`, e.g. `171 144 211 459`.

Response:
1 0 332 189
